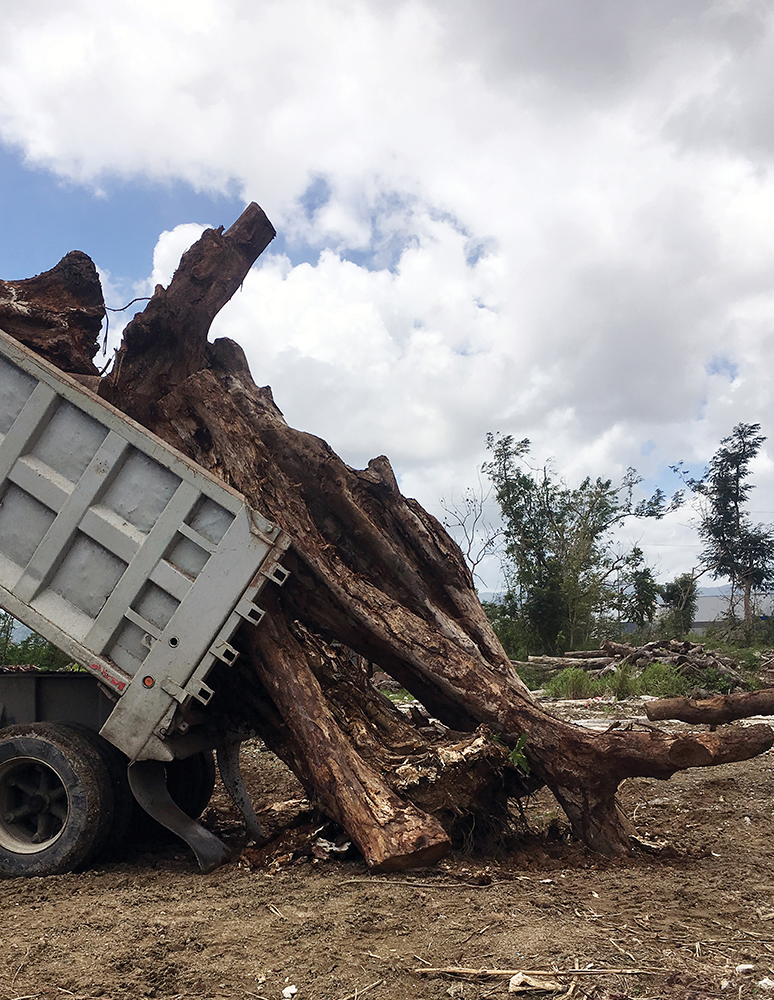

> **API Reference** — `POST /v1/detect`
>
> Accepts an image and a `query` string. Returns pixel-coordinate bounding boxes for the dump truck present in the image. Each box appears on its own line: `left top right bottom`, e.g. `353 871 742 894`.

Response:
0 327 291 876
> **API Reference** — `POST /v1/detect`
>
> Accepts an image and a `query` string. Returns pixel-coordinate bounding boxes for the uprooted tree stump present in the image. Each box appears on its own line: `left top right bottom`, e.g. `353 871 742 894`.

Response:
5 202 773 868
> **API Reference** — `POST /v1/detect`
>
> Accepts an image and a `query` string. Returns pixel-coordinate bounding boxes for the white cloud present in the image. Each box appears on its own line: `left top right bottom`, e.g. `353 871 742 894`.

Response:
2 0 774 588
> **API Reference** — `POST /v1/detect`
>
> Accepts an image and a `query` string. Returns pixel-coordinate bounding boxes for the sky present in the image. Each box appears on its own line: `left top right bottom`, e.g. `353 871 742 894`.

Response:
1 0 774 591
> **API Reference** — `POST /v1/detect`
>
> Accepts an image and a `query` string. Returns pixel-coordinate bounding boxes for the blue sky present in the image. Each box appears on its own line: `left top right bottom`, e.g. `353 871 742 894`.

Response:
0 145 245 282
2 0 774 589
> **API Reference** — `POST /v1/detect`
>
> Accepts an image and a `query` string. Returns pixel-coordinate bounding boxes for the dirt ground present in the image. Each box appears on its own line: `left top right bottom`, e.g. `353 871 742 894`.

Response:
3 698 774 1000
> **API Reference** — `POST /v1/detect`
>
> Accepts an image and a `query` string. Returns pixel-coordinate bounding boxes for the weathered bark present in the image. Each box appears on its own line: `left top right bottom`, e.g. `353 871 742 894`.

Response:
0 251 104 375
7 203 774 864
114 296 772 854
241 591 451 870
100 202 275 426
645 689 774 726
211 618 533 846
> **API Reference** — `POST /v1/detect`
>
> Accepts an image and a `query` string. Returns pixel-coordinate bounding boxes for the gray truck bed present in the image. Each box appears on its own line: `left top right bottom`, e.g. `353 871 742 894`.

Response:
0 327 290 762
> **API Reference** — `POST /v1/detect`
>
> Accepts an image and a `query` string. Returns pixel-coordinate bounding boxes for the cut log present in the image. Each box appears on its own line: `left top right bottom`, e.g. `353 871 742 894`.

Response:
645 689 774 726
600 640 637 657
528 655 615 670
5 202 773 865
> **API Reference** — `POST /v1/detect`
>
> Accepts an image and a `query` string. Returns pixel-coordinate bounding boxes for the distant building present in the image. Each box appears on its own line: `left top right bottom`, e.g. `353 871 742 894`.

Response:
692 586 774 633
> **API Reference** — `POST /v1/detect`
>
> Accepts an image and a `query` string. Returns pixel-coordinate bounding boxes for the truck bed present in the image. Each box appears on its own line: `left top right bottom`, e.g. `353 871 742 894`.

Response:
0 327 290 761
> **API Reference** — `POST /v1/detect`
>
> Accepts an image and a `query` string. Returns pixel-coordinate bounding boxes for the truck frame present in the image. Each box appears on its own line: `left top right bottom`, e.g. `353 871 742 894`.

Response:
0 326 291 876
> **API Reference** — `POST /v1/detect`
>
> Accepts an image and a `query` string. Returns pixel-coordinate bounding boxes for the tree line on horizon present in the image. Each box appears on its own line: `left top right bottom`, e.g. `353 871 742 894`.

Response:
459 422 774 657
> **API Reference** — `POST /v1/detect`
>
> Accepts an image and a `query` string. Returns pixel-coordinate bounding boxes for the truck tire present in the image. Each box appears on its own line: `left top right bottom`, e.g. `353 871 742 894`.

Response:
0 723 115 877
66 724 135 857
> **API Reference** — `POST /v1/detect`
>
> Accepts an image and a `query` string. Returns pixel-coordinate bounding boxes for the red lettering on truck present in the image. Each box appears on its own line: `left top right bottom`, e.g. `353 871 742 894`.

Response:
90 663 126 692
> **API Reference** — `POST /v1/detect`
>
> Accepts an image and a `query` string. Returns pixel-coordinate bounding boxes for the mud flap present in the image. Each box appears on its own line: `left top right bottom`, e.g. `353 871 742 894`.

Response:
216 740 264 842
127 759 230 873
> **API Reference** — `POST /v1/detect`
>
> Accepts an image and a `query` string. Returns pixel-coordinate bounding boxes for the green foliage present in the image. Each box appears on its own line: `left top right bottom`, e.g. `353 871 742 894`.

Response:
545 667 601 700
384 688 417 703
676 423 774 643
637 661 690 698
539 651 761 702
626 564 662 628
660 573 699 639
0 625 75 671
483 434 670 654
508 734 530 775
692 664 739 695
604 662 639 700
0 610 14 664
508 660 547 691
482 594 531 661
545 661 697 701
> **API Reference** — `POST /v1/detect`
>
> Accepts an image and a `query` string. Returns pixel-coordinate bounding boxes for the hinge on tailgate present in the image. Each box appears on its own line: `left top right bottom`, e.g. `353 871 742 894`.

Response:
234 595 265 626
209 638 240 665
264 562 290 586
161 676 215 706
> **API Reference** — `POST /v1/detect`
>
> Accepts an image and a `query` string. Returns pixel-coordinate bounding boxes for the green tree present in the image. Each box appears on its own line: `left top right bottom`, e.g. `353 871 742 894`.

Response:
0 610 15 664
484 434 669 653
660 572 699 638
627 563 662 628
10 633 72 671
604 552 661 633
481 591 530 660
678 423 774 643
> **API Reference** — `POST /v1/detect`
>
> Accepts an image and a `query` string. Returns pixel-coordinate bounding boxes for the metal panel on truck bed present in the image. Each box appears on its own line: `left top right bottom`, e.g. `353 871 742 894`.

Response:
0 328 290 761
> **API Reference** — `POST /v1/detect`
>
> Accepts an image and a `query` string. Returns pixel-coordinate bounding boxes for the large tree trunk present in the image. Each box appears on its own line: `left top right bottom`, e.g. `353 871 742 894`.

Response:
6 203 773 866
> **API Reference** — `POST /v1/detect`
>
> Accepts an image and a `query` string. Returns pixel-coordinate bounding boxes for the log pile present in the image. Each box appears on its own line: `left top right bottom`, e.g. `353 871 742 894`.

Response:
4 202 773 867
524 638 747 688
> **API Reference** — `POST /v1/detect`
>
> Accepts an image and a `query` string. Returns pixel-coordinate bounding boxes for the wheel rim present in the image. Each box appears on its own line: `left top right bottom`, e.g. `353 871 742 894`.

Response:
0 756 70 854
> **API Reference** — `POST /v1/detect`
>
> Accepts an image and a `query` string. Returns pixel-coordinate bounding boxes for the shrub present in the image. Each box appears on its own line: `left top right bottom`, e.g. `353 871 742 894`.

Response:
545 667 600 700
637 661 690 698
601 662 639 700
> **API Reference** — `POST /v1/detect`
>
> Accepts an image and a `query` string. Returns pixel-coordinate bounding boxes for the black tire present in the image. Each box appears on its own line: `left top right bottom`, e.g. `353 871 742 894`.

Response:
0 723 115 877
65 725 134 857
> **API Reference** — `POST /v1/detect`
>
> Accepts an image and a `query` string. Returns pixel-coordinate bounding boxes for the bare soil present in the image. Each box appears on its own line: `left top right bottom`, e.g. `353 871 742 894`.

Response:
3 698 774 1000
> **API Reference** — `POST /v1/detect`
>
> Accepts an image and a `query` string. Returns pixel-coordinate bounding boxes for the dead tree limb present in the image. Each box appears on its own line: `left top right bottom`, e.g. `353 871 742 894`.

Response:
101 202 275 425
242 591 451 870
645 690 774 726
